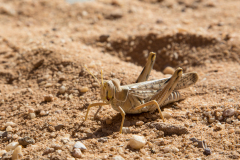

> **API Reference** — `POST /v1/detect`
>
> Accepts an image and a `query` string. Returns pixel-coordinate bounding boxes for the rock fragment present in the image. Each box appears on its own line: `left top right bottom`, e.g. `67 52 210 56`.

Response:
44 94 54 102
79 87 89 93
12 145 23 160
223 108 235 117
148 122 188 135
111 155 125 160
18 137 35 146
74 141 87 150
0 150 7 156
59 86 66 94
128 135 146 149
6 142 19 151
72 148 82 158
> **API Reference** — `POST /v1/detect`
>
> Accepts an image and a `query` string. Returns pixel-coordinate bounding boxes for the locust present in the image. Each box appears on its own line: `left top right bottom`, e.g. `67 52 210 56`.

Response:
84 52 198 133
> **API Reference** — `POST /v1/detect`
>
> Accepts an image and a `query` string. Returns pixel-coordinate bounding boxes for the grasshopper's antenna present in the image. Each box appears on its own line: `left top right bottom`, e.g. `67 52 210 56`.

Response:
101 70 103 86
84 66 100 85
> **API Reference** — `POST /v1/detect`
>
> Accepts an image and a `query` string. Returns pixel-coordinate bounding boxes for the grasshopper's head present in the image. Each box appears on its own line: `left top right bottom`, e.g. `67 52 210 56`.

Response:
84 66 115 103
100 80 115 103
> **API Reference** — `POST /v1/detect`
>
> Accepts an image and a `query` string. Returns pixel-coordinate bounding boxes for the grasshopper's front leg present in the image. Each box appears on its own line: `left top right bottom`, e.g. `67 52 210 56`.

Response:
84 103 109 121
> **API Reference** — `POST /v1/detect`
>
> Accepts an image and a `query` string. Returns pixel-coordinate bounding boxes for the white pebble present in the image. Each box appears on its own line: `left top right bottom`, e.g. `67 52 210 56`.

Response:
74 141 87 150
163 66 175 75
6 142 19 151
162 112 172 119
122 127 130 134
6 126 13 132
12 145 23 160
0 150 7 156
223 108 235 117
40 110 47 116
59 86 66 94
172 147 179 152
128 135 146 149
72 148 82 158
5 121 17 127
136 121 144 126
92 83 99 87
163 147 171 153
111 155 125 160
0 111 6 116
45 83 53 88
29 113 36 119
28 108 34 113
208 117 215 123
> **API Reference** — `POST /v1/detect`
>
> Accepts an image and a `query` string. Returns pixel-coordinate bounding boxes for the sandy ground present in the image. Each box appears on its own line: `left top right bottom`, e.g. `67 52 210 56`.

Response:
0 0 240 159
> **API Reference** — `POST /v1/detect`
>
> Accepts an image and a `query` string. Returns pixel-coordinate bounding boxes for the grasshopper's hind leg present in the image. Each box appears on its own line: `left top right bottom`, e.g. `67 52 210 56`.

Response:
132 68 183 121
136 52 156 83
131 100 165 122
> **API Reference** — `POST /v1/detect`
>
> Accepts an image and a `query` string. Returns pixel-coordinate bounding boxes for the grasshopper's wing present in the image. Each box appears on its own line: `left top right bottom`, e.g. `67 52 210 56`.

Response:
127 72 198 100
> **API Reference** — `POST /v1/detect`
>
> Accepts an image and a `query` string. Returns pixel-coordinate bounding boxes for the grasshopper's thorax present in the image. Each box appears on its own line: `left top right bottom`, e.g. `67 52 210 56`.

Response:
100 80 115 103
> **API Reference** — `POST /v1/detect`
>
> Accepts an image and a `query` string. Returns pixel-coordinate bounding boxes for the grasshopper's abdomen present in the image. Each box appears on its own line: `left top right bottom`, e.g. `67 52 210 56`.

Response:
148 91 182 112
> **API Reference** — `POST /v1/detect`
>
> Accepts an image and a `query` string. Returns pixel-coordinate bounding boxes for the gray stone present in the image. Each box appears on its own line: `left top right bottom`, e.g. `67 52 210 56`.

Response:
18 137 35 146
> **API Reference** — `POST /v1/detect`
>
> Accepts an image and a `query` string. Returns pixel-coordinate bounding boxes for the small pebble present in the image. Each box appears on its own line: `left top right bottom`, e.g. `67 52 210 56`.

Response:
12 134 18 139
29 113 36 119
43 147 54 155
235 129 240 134
61 137 69 144
74 141 87 150
128 135 146 149
6 142 19 151
45 83 53 88
92 83 99 87
223 108 235 117
162 112 172 119
0 111 6 116
12 145 23 160
55 124 64 131
106 119 112 125
6 126 12 132
79 87 89 93
59 86 66 94
72 148 82 158
122 127 130 134
44 94 54 102
5 122 17 127
18 137 35 146
163 146 171 153
111 155 125 160
98 137 108 143
203 148 211 155
51 143 62 150
0 150 7 156
172 147 179 153
40 110 48 116
191 117 199 121
208 117 215 123
235 144 240 148
28 108 34 113
136 121 144 126
12 106 18 111
163 67 175 75
228 128 235 134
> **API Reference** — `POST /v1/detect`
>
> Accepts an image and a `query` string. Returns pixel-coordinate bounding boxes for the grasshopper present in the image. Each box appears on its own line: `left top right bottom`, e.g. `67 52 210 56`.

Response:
84 52 198 133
